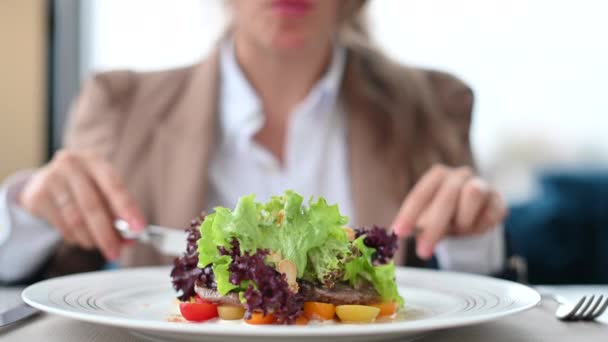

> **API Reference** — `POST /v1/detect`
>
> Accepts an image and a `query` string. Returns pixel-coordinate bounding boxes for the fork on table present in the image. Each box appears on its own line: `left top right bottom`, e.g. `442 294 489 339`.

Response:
555 295 608 322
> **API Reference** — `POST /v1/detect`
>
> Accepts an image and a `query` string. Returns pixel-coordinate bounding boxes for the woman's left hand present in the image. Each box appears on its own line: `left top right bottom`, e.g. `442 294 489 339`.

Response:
391 164 507 259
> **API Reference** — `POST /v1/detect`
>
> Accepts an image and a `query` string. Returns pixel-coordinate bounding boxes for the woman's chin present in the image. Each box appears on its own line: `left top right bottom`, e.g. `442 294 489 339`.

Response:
272 33 314 50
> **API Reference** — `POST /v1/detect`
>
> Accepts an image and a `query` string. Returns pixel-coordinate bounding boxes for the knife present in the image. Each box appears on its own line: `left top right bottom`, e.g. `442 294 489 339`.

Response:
0 303 38 327
114 219 186 257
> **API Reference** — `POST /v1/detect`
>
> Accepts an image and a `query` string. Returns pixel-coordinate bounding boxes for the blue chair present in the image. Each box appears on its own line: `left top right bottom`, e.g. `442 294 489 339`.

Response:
505 169 608 284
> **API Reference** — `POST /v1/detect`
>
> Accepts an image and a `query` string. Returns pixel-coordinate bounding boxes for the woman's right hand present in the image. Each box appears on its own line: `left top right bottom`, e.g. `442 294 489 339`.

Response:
18 150 145 260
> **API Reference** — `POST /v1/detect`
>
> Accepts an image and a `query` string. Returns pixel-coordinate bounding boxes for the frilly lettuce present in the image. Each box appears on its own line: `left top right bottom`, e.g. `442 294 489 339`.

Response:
344 237 404 306
196 190 403 307
198 191 349 294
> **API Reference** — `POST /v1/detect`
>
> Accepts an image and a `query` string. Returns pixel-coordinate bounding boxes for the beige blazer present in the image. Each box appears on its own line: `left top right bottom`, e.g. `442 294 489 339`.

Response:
44 42 474 278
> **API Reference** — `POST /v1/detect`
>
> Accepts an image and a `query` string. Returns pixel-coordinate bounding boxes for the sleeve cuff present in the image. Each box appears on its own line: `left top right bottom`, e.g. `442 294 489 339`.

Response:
0 171 61 283
434 225 505 275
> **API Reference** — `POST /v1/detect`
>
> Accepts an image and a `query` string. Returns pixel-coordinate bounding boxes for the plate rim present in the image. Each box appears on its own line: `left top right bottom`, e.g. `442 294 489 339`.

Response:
22 266 541 337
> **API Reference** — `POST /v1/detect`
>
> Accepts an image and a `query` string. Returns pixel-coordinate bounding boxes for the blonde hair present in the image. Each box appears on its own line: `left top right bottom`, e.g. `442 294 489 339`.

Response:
338 0 472 194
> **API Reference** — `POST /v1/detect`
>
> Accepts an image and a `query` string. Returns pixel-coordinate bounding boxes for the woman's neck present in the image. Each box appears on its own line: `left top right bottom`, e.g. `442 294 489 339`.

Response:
233 33 333 164
233 33 333 120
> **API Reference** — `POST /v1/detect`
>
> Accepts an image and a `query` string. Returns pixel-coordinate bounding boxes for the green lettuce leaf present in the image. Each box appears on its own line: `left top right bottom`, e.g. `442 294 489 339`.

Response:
344 237 404 306
371 262 402 306
307 237 351 286
212 255 238 295
196 190 402 305
197 191 349 283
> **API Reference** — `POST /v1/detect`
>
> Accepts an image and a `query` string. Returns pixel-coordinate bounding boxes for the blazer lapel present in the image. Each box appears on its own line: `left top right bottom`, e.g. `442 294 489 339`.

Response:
121 51 221 267
346 104 407 265
339 32 420 264
153 50 220 229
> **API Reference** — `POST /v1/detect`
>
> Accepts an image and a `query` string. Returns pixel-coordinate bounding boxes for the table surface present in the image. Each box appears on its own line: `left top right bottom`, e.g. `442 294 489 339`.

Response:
1 299 607 342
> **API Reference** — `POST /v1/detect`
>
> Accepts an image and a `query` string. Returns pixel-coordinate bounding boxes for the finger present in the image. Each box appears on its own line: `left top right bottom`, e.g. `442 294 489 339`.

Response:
18 167 54 219
454 177 490 234
37 198 77 245
48 175 95 250
82 152 145 231
62 158 121 260
18 167 79 245
392 164 450 237
473 190 508 233
416 166 473 258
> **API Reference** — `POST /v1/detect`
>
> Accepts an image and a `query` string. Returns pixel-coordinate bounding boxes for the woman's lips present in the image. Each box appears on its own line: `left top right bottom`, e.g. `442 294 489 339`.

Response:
271 0 313 17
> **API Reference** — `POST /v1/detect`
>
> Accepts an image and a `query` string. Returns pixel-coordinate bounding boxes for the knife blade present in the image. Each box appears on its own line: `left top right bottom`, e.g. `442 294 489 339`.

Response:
114 219 186 257
0 303 38 327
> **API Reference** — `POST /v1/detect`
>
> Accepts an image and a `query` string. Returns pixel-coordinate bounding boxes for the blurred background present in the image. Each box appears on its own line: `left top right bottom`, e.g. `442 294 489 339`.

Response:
1 0 607 283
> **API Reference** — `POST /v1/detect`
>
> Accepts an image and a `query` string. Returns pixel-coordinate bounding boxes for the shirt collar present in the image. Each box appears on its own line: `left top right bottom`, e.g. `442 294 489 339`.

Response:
218 39 346 142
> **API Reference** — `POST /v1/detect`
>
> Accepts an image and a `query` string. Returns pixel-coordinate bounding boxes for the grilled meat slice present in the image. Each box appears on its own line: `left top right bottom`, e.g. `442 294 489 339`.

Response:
299 281 381 305
196 281 381 307
194 285 242 306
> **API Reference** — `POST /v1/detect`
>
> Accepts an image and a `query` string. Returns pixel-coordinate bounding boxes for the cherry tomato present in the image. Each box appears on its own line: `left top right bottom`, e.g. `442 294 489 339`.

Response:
179 299 218 322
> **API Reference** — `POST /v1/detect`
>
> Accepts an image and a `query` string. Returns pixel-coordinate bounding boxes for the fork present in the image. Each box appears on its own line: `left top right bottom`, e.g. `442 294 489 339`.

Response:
555 295 608 321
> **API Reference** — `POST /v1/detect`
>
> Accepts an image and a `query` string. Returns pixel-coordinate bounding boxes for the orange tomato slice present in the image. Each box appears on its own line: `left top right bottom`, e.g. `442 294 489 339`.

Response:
245 312 275 325
303 302 336 320
371 302 397 317
295 315 309 325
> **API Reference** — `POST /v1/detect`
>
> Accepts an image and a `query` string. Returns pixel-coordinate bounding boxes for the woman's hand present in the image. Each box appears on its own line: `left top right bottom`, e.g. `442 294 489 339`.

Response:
18 150 145 260
391 164 507 259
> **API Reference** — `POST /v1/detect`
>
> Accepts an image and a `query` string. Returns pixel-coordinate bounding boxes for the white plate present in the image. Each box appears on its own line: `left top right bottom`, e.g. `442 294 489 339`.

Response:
22 266 539 342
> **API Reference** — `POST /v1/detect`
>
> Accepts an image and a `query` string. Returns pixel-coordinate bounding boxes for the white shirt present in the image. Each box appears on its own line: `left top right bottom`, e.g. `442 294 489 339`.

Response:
0 41 504 283
0 172 62 282
206 41 353 215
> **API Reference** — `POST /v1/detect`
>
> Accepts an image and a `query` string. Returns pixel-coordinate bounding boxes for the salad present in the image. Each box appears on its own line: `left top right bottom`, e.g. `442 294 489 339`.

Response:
170 190 403 325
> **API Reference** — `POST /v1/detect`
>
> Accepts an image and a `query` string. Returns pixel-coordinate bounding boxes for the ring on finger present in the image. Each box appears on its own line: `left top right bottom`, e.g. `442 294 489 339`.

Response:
54 192 72 208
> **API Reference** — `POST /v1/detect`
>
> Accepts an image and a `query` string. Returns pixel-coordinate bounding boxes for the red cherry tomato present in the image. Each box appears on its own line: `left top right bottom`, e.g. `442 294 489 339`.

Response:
179 299 218 322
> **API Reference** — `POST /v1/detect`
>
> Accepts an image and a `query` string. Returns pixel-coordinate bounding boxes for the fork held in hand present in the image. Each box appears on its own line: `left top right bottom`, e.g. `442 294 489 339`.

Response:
555 295 608 321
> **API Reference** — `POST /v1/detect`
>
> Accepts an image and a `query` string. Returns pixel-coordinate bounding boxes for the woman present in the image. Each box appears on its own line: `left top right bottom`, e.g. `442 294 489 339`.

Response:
0 0 506 283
